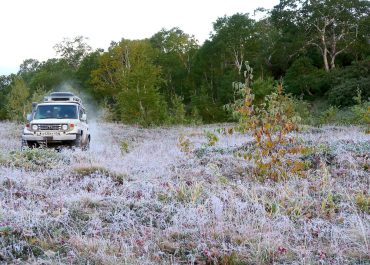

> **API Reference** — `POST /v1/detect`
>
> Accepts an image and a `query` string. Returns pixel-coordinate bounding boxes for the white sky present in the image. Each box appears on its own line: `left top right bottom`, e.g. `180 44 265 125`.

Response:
0 0 278 75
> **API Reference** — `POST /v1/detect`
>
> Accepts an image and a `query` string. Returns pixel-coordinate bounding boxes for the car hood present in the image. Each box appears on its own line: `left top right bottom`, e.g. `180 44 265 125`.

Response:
31 119 78 124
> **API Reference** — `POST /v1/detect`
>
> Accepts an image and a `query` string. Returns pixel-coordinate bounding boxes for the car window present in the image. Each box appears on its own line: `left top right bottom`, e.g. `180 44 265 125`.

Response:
79 107 84 120
34 105 78 119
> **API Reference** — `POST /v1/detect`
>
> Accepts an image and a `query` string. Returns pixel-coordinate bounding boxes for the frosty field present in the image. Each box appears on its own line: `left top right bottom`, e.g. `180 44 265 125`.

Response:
0 122 369 264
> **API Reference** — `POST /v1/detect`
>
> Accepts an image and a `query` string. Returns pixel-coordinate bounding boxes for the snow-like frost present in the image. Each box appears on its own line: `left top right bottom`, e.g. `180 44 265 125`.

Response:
0 122 369 264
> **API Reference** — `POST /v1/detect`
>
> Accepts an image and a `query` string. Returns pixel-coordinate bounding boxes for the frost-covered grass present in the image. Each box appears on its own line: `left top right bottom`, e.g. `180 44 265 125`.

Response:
0 122 369 264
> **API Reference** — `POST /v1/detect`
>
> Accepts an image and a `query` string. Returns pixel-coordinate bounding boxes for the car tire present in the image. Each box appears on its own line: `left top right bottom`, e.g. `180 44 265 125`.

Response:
82 136 90 151
21 140 37 150
72 134 82 149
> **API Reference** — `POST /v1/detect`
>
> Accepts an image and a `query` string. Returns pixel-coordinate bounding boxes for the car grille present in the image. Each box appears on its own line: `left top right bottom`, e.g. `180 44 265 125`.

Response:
37 124 62 131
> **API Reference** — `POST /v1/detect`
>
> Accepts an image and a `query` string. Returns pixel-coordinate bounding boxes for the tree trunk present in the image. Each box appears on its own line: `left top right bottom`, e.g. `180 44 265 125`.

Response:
320 27 330 72
330 56 336 70
323 47 330 72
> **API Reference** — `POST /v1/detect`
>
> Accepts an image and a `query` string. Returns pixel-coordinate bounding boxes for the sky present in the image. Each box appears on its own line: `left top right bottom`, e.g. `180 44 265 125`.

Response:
0 0 278 75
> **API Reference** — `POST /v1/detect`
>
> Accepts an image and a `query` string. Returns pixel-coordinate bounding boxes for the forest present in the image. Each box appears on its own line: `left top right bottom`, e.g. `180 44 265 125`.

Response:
0 0 369 126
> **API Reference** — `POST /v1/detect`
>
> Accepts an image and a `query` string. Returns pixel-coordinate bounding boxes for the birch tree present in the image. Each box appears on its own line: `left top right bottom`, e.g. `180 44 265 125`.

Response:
272 0 370 72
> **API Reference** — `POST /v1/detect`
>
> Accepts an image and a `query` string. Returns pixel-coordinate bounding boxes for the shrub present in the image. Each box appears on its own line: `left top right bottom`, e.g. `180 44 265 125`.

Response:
328 77 370 107
227 62 307 181
284 57 328 98
292 97 313 125
72 165 125 185
318 106 340 125
189 106 203 124
327 60 370 107
169 94 187 124
350 89 370 132
191 86 227 123
1 148 67 171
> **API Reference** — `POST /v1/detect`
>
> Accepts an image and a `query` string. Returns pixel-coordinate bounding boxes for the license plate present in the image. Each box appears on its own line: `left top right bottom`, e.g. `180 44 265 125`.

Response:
36 132 59 136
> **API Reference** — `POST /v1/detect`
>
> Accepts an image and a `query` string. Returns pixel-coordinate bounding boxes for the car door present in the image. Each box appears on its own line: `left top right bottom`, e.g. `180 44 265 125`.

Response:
79 106 89 144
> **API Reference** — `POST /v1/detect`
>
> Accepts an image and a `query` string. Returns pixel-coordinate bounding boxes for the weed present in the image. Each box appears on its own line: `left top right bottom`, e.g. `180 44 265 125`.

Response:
120 140 130 154
218 252 247 265
355 192 370 214
72 165 126 185
73 165 109 176
319 106 339 125
205 131 219 146
178 135 192 153
264 200 279 216
321 192 340 218
218 175 229 185
174 182 203 203
157 192 170 202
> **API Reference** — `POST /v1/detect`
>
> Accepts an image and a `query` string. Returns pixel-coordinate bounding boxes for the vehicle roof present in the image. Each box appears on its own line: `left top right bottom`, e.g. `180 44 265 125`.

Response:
36 103 79 106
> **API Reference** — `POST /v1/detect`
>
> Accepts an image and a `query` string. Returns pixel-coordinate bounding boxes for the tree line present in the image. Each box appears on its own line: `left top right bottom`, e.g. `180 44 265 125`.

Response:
1 0 369 125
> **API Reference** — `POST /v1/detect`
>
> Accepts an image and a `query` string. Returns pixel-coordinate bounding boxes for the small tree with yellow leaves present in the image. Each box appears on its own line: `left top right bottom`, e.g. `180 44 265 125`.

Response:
229 62 307 181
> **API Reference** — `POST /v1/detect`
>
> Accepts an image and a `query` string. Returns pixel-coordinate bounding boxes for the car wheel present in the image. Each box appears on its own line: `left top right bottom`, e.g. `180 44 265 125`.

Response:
22 140 37 150
21 140 27 150
72 135 82 149
82 136 90 151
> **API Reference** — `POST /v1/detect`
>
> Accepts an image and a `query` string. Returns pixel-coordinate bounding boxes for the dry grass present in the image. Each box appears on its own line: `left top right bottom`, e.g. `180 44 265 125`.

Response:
0 122 369 264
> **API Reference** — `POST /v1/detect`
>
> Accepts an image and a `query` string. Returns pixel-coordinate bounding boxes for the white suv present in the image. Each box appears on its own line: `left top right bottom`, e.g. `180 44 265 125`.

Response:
22 92 90 149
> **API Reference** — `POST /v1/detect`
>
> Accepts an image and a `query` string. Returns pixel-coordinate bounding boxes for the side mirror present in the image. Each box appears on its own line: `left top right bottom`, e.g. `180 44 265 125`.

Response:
32 102 38 111
26 113 33 122
81 113 87 121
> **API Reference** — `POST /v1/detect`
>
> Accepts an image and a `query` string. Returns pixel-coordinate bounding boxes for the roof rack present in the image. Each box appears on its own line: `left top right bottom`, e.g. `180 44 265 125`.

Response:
50 92 75 97
43 92 83 105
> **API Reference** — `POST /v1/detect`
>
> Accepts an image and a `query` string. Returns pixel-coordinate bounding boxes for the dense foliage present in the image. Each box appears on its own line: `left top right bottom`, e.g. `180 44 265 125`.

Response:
0 0 369 125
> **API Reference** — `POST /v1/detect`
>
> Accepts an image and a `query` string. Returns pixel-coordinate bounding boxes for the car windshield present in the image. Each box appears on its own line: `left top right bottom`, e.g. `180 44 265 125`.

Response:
34 105 78 119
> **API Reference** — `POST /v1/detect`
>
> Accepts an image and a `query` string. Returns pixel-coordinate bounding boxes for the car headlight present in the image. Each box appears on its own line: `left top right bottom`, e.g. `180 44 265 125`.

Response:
62 124 68 131
31 124 38 131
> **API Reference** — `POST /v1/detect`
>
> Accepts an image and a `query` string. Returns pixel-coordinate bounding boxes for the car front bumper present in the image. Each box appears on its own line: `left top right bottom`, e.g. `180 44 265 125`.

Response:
22 133 77 142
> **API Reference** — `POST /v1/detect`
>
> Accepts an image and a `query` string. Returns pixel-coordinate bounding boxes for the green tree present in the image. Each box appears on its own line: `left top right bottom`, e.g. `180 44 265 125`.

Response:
28 58 74 93
284 57 327 97
0 75 13 119
251 77 275 102
253 18 282 78
6 78 30 121
90 46 124 101
117 85 168 126
76 49 103 92
212 13 257 73
54 36 92 71
18 59 40 83
191 86 227 123
92 39 168 125
191 31 240 113
150 28 199 102
271 0 370 72
168 94 187 124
